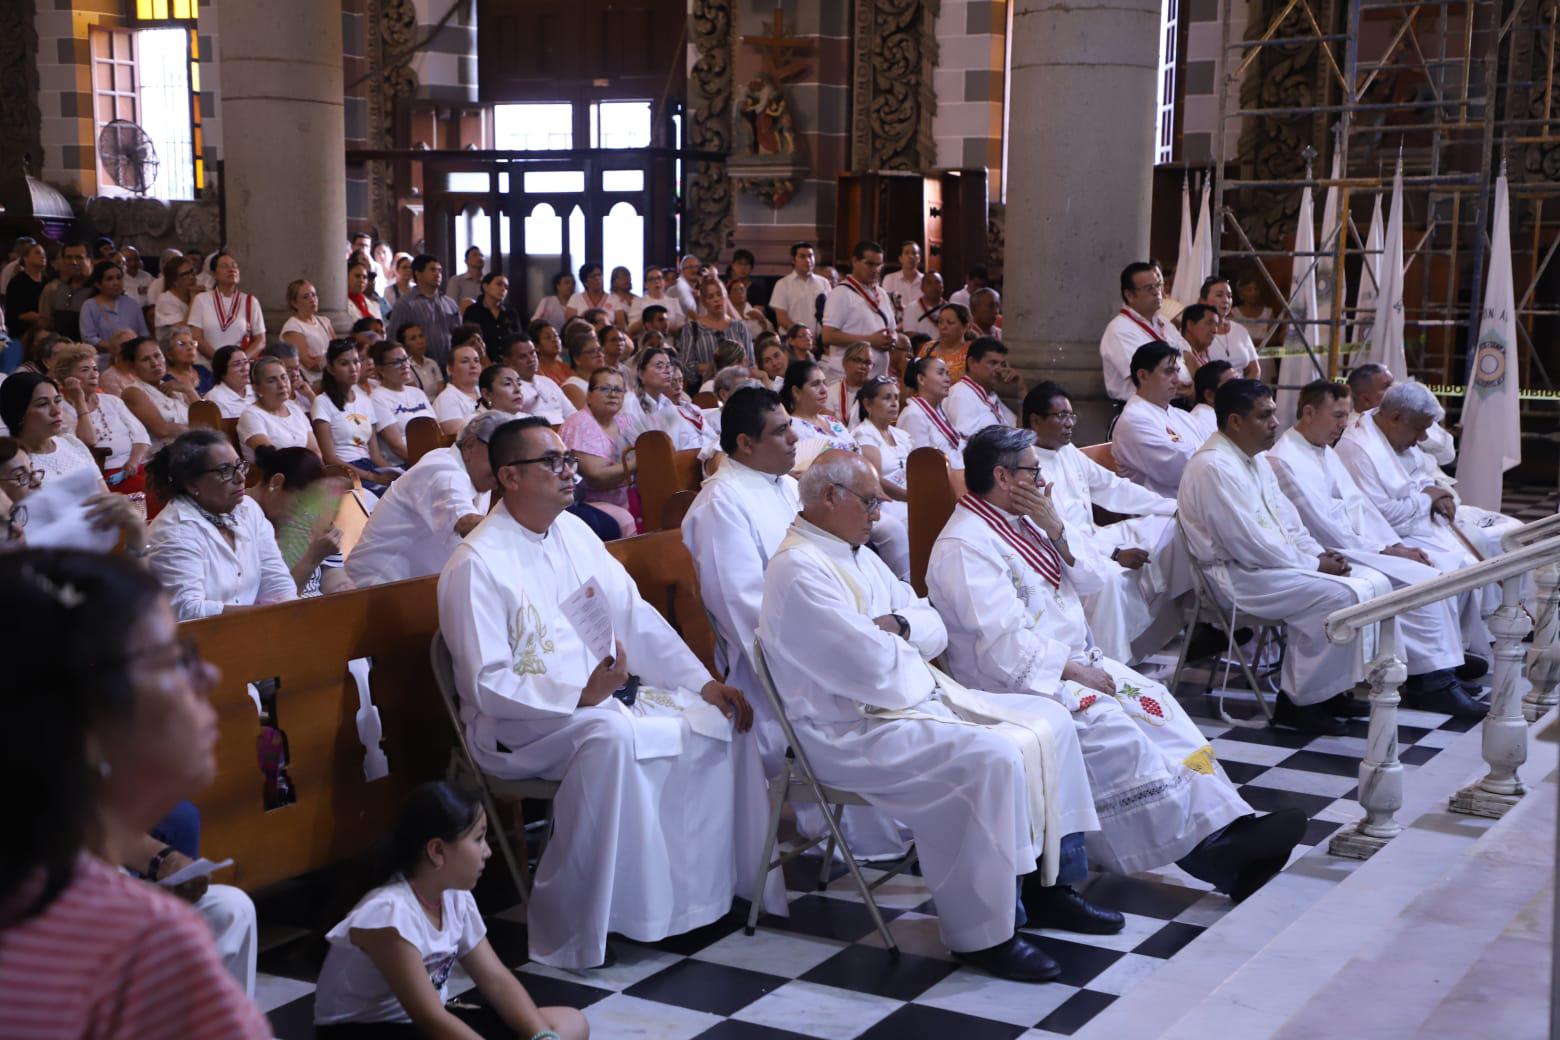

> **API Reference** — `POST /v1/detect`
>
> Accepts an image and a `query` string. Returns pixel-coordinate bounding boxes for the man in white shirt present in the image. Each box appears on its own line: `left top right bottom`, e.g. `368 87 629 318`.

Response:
1188 359 1235 443
902 270 946 338
945 336 1018 438
879 239 923 321
821 241 901 380
1199 276 1261 377
1100 261 1191 404
928 427 1299 900
948 264 999 309
438 416 752 970
120 245 155 308
769 241 833 335
1023 382 1188 663
759 450 1112 982
494 332 576 425
446 246 485 309
669 254 703 319
1346 362 1456 467
1179 379 1403 735
1268 380 1489 718
1111 343 1206 497
345 410 501 588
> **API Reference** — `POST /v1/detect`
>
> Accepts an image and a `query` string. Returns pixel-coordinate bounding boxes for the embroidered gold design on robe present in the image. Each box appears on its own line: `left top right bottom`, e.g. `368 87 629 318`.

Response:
507 600 555 676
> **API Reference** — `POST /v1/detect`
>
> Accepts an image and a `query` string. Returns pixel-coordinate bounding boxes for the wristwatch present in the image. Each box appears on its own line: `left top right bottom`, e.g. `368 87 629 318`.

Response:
146 845 177 880
890 613 910 639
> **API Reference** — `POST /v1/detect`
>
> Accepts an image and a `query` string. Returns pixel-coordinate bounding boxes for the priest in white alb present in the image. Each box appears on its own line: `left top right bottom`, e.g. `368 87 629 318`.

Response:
759 450 1112 983
944 336 1020 438
1100 261 1191 404
927 426 1302 901
1111 342 1205 498
1347 362 1457 467
1021 380 1188 663
1179 380 1405 737
438 416 753 970
1269 380 1489 718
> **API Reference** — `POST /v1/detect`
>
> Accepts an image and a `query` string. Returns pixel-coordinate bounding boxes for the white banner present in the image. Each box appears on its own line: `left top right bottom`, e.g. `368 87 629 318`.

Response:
1368 156 1408 380
1456 172 1521 511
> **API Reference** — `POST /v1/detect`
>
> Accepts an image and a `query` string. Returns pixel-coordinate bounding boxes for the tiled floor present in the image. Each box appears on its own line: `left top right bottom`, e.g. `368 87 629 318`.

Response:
257 655 1482 1040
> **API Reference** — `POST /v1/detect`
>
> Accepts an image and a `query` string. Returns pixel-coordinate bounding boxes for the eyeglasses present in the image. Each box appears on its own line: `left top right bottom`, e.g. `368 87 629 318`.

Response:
199 460 251 484
1006 464 1044 485
0 466 44 489
126 636 205 675
4 503 26 540
381 355 411 366
591 385 627 396
500 452 581 476
1044 411 1077 422
832 483 883 514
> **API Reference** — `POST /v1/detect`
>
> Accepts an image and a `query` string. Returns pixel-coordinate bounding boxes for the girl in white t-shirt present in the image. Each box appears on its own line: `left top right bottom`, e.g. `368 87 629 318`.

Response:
368 340 433 466
313 783 587 1039
311 341 399 490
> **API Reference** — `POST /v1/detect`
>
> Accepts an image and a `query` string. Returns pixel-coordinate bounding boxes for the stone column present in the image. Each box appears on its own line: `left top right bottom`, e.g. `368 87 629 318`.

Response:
218 0 348 334
1004 0 1162 442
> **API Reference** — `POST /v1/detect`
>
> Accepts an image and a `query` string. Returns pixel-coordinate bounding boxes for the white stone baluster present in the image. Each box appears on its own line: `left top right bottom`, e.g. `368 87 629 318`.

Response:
1522 562 1560 722
1330 625 1406 859
1451 573 1533 817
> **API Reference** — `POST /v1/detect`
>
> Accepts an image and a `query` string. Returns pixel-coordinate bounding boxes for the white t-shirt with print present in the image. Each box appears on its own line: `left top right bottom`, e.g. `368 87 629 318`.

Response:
312 386 376 461
371 384 434 465
313 877 486 1025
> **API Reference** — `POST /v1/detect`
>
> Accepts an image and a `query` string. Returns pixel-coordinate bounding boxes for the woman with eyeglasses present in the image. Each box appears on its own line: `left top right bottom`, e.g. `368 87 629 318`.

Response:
0 436 144 552
203 345 256 420
560 367 638 538
121 336 192 453
238 355 320 461
144 429 298 620
50 342 151 493
0 372 101 486
159 323 215 398
368 339 433 467
0 549 273 1039
560 325 607 411
825 341 873 430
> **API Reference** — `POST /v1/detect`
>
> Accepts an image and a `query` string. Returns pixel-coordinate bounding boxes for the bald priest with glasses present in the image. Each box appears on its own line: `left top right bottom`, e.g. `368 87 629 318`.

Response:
437 417 754 972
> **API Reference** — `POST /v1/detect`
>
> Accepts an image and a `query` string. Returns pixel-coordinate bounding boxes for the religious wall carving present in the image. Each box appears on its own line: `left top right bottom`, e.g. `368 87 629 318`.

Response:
365 0 421 237
850 0 939 171
687 0 734 259
0 0 44 218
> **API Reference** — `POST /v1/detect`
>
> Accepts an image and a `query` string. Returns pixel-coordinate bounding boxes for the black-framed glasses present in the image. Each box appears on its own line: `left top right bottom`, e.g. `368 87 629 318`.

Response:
832 483 883 514
500 452 581 476
1006 464 1043 485
0 466 44 489
380 353 411 366
4 503 26 540
199 460 251 484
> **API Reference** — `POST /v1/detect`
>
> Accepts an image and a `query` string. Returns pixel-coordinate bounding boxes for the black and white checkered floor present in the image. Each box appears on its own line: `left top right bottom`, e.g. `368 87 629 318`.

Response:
255 656 1487 1040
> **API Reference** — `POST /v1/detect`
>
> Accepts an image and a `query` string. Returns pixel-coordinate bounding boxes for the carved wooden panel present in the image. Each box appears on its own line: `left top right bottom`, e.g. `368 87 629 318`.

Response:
850 0 939 172
477 0 685 101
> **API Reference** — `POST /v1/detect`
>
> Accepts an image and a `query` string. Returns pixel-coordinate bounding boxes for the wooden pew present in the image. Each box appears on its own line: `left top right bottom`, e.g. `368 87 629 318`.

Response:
1079 441 1120 475
406 416 444 465
190 528 716 893
188 399 223 433
635 430 702 532
906 447 957 596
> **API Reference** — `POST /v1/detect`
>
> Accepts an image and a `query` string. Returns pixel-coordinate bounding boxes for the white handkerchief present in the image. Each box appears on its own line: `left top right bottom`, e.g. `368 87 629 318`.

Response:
560 576 616 662
24 466 119 551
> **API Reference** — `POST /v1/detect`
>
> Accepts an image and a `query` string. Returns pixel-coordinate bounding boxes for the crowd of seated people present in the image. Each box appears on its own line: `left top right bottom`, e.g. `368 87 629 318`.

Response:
0 230 1512 1037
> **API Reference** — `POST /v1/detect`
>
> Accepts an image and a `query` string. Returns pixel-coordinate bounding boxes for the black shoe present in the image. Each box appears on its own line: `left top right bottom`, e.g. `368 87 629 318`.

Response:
951 933 1062 983
1456 655 1490 682
1021 883 1125 935
1179 810 1306 896
1402 673 1489 719
1274 691 1347 735
1184 623 1227 662
1322 691 1371 718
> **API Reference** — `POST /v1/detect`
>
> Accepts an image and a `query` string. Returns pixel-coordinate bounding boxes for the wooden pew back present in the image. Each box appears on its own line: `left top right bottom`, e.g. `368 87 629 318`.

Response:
406 416 444 465
188 399 223 433
635 430 703 532
191 526 716 893
906 447 957 596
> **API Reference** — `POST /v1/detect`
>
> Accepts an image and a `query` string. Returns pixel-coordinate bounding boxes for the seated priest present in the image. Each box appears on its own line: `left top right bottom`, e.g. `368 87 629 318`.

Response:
344 409 502 588
1267 380 1489 718
1336 379 1521 572
1110 341 1205 498
945 336 1019 438
1187 360 1235 443
1179 380 1414 736
926 426 1301 901
1346 362 1456 467
1021 381 1187 663
437 416 753 971
758 449 1115 984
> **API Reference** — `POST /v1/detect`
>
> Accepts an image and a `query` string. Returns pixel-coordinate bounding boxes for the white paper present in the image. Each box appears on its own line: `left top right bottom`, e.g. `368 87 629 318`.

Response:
158 857 234 888
23 466 119 551
560 576 616 662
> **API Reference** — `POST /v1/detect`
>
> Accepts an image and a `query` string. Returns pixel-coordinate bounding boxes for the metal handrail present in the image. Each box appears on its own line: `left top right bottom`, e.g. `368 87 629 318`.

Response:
1326 533 1560 644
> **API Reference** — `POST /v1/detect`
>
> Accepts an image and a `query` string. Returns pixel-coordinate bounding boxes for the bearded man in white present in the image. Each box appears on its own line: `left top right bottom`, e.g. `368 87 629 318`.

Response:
1337 379 1520 570
438 416 753 970
1268 380 1489 719
1111 342 1205 498
1179 380 1406 737
928 427 1301 900
1021 381 1188 663
759 451 1115 983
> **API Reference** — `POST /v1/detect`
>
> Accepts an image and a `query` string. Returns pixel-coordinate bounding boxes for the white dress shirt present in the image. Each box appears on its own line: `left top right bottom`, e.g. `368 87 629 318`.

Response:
345 445 488 588
1099 309 1190 403
768 271 832 331
146 495 297 620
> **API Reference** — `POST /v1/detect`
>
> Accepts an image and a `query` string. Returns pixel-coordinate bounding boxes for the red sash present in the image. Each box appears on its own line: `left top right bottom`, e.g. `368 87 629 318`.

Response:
841 277 894 333
910 396 959 450
960 494 1063 589
837 382 855 420
958 376 1005 424
677 402 705 431
1118 307 1163 343
213 290 253 334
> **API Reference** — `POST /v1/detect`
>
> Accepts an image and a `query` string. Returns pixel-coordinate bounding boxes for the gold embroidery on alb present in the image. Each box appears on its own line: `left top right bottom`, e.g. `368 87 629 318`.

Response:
508 600 555 676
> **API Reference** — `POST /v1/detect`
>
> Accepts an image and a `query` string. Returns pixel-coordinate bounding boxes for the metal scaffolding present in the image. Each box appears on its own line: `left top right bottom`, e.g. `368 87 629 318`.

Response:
1207 0 1560 415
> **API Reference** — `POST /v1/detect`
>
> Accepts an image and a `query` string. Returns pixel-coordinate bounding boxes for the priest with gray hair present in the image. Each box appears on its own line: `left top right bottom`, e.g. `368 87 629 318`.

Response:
927 425 1301 904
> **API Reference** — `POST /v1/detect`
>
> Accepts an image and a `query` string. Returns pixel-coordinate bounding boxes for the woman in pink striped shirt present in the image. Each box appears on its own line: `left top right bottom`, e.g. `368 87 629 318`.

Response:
0 549 271 1039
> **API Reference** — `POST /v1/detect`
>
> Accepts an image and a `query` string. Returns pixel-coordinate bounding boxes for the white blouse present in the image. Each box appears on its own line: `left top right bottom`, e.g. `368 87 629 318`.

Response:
31 433 101 486
203 382 256 420
434 384 479 425
146 495 298 621
125 377 191 451
280 314 335 372
236 400 313 460
62 394 150 470
854 421 911 489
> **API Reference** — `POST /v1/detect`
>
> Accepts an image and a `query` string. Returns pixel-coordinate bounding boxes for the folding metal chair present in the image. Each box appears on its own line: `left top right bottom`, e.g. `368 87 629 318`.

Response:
744 638 918 951
1167 519 1286 728
429 631 560 904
